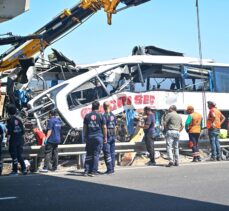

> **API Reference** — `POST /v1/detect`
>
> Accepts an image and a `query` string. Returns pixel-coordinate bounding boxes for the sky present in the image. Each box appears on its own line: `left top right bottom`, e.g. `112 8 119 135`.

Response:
1 0 229 64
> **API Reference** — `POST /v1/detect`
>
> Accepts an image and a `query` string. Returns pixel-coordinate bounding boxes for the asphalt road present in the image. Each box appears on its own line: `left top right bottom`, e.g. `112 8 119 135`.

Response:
1 161 229 211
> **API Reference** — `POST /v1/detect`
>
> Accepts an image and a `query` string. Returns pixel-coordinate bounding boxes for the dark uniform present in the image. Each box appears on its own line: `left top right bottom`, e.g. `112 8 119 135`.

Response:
84 111 106 174
144 113 156 164
7 115 26 174
43 116 62 171
103 111 116 173
0 126 3 175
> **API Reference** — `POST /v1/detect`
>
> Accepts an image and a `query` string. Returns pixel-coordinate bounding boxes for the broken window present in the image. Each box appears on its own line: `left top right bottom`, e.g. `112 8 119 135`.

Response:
131 64 211 92
98 65 132 94
67 76 108 109
25 75 47 96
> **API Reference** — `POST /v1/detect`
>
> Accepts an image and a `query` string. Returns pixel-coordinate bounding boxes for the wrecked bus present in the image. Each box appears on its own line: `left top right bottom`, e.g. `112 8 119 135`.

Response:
27 48 229 143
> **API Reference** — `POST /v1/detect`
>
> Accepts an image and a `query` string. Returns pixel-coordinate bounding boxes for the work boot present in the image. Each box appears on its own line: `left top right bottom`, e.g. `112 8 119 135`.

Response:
192 157 198 162
88 171 99 177
105 170 114 175
83 171 88 177
210 157 216 161
22 170 27 175
174 161 179 166
166 161 174 167
147 160 156 166
217 157 222 161
8 171 18 176
88 173 98 177
197 156 202 162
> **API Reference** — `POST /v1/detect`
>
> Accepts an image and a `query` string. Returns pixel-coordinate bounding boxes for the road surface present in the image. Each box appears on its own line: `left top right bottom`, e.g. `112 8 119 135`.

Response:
0 161 229 211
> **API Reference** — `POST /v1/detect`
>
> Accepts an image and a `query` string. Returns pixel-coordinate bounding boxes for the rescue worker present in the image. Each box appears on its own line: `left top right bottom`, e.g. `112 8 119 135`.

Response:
140 106 157 165
0 124 4 175
164 105 184 167
207 101 225 161
6 104 27 175
83 101 107 177
40 110 62 172
185 105 203 162
102 101 116 174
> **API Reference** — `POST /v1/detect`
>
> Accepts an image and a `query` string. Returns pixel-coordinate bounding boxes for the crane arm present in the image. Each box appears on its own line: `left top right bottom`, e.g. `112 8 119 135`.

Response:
0 34 43 46
0 0 150 72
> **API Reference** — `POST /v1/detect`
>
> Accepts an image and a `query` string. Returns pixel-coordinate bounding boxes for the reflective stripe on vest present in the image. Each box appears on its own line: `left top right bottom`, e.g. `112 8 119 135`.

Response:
207 108 222 129
189 112 202 133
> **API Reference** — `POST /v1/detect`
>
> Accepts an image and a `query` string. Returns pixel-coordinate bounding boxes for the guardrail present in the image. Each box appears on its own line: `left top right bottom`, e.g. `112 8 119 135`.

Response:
2 139 229 172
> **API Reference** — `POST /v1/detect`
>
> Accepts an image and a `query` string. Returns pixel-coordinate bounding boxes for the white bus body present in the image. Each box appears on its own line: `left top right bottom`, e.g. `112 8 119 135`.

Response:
28 54 229 140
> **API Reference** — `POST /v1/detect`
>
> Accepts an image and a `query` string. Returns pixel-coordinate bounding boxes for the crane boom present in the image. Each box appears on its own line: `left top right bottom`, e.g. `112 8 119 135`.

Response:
0 34 43 46
0 0 150 72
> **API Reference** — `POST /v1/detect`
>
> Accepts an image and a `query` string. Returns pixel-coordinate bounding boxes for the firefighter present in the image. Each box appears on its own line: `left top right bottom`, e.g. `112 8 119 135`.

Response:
6 104 27 175
102 101 117 174
207 101 225 161
185 105 203 162
83 101 107 177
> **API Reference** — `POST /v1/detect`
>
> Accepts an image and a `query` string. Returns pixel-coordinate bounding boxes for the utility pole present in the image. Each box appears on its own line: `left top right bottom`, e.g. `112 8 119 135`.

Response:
196 0 207 127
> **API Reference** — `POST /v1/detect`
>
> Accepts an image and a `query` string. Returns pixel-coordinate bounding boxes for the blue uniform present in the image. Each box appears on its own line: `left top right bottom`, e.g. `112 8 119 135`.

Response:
84 111 106 174
43 116 62 171
144 113 156 163
144 114 156 136
47 117 62 144
7 116 26 173
103 112 117 173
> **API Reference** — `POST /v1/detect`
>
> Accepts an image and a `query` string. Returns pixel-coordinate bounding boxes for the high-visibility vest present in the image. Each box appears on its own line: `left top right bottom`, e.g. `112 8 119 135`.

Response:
207 108 222 129
189 112 202 133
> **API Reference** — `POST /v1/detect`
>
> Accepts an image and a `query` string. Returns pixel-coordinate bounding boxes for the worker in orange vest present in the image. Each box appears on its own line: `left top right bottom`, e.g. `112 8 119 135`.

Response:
185 106 203 162
207 101 225 161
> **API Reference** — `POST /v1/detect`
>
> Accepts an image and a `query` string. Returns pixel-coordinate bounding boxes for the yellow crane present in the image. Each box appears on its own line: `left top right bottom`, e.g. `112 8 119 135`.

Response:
0 0 150 72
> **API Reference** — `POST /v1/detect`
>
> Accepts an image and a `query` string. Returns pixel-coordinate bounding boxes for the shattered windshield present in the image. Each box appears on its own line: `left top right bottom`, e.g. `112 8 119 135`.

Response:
67 77 108 109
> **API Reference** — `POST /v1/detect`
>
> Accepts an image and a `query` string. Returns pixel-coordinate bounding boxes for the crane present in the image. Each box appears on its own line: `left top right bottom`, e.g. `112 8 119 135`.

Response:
0 0 150 72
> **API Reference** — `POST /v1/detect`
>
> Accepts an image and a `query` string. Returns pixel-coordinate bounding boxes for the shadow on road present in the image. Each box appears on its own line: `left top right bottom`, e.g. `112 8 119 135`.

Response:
0 174 228 211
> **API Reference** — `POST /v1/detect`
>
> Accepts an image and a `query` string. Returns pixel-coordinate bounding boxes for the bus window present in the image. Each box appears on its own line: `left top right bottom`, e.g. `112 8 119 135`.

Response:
214 67 229 92
67 77 108 109
98 66 131 94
